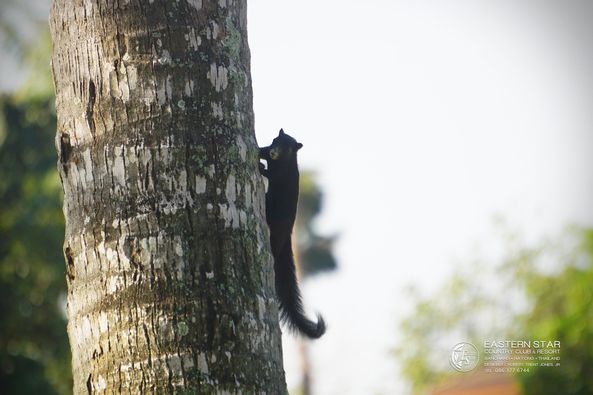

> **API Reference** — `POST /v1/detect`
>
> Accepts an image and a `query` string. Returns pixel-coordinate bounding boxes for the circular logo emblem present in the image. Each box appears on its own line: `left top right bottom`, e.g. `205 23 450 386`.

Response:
450 342 480 372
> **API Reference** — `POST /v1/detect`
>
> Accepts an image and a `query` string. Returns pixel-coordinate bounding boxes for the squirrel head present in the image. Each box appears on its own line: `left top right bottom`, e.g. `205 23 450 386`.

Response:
260 129 303 162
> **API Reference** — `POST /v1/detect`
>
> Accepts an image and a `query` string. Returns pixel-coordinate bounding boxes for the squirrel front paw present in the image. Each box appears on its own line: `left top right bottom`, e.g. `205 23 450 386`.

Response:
259 162 268 177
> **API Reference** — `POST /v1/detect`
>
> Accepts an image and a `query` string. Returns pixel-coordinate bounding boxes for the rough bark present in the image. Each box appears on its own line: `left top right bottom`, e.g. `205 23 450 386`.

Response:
49 0 287 393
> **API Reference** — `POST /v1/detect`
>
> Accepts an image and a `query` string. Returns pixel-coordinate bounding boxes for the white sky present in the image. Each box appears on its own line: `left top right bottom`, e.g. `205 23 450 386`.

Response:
3 0 592 394
248 1 593 394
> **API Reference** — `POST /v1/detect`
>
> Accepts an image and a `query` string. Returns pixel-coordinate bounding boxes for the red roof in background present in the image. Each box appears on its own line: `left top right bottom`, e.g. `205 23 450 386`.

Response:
430 371 520 395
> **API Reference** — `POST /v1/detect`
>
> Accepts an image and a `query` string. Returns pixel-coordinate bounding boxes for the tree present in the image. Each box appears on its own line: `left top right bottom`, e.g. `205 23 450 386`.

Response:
296 171 337 277
515 228 593 395
1 8 71 393
49 1 287 393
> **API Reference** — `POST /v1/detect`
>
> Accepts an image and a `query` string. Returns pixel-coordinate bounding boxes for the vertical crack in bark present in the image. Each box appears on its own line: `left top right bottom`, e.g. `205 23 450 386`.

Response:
206 296 216 349
86 373 92 394
59 132 72 176
142 323 153 369
87 79 97 137
143 158 151 191
65 246 76 282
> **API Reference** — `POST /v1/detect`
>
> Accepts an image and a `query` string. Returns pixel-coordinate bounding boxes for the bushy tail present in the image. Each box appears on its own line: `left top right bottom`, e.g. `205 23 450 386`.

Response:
274 240 326 339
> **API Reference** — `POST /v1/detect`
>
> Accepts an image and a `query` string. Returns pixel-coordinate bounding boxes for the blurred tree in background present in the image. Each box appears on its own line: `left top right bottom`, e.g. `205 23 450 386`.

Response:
292 172 337 395
295 171 337 278
0 94 72 394
1 2 72 392
395 225 593 395
0 0 52 94
516 228 593 394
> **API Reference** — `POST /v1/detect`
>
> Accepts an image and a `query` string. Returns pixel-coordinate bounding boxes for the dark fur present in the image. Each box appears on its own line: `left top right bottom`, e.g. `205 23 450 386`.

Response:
259 129 326 339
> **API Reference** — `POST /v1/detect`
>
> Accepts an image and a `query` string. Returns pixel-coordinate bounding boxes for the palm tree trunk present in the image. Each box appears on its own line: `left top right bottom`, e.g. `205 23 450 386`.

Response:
49 0 287 393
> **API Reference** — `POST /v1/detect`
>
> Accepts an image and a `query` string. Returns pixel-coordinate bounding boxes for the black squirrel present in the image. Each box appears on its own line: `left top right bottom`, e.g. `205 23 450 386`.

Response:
259 129 326 339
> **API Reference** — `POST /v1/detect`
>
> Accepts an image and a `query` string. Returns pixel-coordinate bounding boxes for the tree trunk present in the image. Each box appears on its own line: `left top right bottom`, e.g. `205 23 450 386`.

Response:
49 1 287 393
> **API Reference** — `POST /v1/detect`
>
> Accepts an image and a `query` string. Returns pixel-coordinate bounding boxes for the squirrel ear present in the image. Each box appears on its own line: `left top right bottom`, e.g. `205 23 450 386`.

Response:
296 143 303 150
279 128 285 135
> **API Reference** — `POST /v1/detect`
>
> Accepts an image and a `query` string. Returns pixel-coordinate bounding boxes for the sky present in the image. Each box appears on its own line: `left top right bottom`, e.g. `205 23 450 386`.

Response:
248 0 593 394
3 0 593 394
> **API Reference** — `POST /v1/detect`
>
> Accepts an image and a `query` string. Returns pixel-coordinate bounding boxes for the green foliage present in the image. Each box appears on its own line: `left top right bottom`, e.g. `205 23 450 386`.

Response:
395 265 511 395
15 28 55 101
395 226 593 395
296 171 337 277
0 1 52 95
516 228 593 395
0 94 72 394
